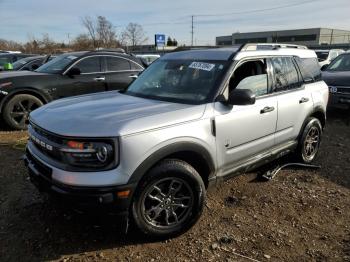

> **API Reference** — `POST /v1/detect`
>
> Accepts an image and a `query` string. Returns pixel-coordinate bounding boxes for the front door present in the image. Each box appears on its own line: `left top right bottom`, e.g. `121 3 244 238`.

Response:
215 58 277 176
57 56 107 98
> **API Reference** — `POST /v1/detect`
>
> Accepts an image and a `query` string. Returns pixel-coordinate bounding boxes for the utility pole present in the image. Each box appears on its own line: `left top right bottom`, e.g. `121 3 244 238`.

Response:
191 15 194 46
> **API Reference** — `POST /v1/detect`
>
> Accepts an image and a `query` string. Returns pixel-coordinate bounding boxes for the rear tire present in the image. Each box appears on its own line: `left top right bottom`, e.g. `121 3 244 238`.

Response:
296 117 322 163
3 94 43 130
132 159 206 238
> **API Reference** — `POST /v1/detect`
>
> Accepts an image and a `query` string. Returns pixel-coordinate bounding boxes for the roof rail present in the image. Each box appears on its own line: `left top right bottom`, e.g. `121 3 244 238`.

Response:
241 43 308 51
93 48 126 53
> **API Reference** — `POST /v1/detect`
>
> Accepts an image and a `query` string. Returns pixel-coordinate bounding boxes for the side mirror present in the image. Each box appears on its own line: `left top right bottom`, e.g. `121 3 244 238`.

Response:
227 89 256 106
67 67 81 77
321 64 328 71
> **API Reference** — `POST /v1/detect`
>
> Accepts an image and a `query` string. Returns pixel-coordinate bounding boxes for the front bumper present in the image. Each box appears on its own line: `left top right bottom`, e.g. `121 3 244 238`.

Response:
24 148 136 214
328 91 350 108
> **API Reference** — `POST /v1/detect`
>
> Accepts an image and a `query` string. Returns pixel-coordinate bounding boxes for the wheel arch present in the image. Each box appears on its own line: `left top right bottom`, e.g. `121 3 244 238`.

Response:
0 88 50 113
129 142 216 189
298 106 326 141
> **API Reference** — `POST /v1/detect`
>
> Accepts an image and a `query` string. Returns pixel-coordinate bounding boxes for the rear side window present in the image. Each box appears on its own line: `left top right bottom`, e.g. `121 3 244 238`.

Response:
106 56 130 71
295 57 321 82
270 57 300 92
76 57 101 73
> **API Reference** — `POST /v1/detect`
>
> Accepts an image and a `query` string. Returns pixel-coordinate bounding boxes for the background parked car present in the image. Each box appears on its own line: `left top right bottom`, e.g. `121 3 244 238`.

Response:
7 55 55 72
315 49 344 69
0 53 37 71
136 54 160 66
0 50 144 130
322 52 350 109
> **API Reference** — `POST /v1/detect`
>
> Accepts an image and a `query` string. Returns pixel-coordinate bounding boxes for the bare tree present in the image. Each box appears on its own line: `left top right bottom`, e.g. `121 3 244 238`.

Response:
121 23 148 47
81 16 99 48
97 16 117 48
81 15 119 49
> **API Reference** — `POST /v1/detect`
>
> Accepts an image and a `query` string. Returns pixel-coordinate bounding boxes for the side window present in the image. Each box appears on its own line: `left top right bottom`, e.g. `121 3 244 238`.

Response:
229 59 268 97
270 57 299 92
295 57 321 82
106 57 130 71
75 57 101 73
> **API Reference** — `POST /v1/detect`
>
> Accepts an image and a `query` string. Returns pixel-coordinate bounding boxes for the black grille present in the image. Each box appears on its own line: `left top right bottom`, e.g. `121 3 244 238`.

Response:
28 123 64 162
31 123 64 145
336 87 350 94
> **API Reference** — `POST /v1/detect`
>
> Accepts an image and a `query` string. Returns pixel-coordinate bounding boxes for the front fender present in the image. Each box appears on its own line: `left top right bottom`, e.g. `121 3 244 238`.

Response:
0 87 51 113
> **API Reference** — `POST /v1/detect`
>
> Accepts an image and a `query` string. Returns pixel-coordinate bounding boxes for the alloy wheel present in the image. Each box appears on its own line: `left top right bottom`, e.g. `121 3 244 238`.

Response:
303 126 320 161
141 177 194 228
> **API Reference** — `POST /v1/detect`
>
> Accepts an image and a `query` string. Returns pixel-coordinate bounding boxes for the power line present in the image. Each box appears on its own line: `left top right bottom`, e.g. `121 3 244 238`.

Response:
193 0 322 17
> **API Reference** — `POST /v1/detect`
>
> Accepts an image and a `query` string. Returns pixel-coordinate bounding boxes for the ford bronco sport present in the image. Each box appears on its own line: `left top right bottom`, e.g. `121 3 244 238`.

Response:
24 44 329 238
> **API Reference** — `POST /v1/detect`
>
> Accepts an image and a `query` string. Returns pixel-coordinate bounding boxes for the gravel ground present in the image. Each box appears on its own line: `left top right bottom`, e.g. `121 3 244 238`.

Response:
0 108 349 262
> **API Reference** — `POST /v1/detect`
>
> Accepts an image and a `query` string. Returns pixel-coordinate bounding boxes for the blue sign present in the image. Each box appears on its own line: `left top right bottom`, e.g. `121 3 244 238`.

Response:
155 34 166 47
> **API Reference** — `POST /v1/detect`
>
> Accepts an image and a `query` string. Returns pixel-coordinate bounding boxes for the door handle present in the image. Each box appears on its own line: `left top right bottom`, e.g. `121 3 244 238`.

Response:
93 76 105 81
299 97 309 104
129 74 138 79
260 106 275 114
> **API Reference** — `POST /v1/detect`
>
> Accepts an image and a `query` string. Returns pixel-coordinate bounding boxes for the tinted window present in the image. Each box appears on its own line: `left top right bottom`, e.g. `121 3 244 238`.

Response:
270 57 299 92
106 57 130 71
76 57 101 73
295 57 321 81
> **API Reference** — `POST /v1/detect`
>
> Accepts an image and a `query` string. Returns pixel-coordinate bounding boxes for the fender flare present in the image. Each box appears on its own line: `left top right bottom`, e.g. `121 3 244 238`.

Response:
128 141 216 185
297 106 326 141
0 88 51 113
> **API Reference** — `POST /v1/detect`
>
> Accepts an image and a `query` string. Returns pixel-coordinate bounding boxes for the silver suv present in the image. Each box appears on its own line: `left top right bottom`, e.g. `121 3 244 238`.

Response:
24 44 329 238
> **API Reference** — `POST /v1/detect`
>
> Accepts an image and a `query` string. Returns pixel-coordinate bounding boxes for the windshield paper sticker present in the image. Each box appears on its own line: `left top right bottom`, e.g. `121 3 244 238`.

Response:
189 62 215 71
67 56 78 60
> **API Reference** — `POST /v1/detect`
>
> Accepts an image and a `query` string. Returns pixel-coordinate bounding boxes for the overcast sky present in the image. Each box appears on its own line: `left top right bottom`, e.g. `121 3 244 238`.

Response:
0 0 349 45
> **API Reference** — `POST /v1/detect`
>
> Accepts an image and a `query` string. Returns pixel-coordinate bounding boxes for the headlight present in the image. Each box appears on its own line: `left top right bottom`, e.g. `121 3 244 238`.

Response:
60 140 116 169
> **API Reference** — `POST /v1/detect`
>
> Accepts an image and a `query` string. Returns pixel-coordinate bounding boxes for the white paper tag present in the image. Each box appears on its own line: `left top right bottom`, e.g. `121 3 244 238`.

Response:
189 62 215 71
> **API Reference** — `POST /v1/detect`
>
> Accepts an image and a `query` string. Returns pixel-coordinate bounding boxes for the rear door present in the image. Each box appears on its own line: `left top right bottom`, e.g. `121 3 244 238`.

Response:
104 56 143 91
268 56 313 145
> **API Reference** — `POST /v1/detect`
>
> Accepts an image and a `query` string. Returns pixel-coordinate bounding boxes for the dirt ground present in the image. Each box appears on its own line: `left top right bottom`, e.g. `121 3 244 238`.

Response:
0 108 349 262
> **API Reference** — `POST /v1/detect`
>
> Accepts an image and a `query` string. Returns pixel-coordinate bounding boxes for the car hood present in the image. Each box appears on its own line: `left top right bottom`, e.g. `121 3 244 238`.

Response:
0 70 50 79
30 91 206 137
322 71 350 86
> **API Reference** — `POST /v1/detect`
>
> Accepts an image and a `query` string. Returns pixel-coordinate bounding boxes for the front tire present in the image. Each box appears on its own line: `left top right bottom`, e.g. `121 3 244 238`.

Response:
3 94 43 130
296 117 322 163
132 159 206 238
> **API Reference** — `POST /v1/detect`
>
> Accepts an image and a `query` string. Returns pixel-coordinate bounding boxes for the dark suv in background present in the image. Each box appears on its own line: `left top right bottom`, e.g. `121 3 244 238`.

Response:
0 50 144 129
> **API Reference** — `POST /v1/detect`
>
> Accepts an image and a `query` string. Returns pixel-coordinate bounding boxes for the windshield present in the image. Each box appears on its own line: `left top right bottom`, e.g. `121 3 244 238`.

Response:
326 54 350 72
315 51 329 62
12 58 30 70
125 59 229 104
36 54 79 74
